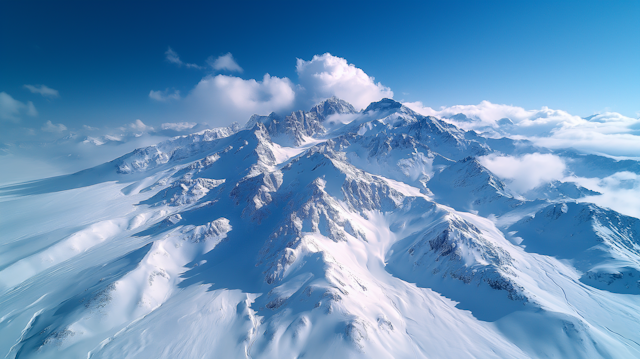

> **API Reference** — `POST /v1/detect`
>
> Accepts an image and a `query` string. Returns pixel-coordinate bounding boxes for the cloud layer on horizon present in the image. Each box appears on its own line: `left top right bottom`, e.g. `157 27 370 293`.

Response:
405 100 640 158
0 117 217 184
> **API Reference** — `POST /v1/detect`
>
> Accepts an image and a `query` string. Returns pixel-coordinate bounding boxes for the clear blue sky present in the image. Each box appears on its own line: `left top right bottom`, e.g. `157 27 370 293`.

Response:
1 0 639 132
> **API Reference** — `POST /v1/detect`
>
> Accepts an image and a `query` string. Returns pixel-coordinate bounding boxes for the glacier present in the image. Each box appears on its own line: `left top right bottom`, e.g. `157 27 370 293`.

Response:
1 97 640 358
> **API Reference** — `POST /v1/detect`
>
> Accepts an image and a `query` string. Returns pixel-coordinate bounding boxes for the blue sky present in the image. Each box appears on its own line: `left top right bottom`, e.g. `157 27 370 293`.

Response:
2 1 639 126
1 0 640 181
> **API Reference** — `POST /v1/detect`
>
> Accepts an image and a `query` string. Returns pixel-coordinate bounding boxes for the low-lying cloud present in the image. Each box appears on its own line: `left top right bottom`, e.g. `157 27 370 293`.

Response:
569 172 640 219
405 100 640 158
479 153 567 192
0 118 215 184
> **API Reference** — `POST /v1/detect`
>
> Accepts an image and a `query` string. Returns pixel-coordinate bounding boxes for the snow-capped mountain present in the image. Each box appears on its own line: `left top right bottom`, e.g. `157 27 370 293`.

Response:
1 97 640 358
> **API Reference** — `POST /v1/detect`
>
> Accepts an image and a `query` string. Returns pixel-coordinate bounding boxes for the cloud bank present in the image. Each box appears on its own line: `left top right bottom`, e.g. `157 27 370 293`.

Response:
405 101 640 158
0 117 216 185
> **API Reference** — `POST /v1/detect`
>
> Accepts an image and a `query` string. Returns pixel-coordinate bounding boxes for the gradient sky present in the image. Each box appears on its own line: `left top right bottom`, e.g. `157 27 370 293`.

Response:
2 0 639 131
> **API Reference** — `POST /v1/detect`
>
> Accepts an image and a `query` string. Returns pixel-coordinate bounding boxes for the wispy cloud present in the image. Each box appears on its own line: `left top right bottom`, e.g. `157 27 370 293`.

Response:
161 122 197 131
149 89 181 102
208 53 243 73
165 47 203 69
23 84 60 98
0 92 37 122
41 120 67 133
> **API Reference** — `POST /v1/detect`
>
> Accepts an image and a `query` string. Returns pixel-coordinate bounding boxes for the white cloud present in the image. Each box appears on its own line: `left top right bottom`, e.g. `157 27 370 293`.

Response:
296 53 393 110
129 119 152 132
41 120 67 133
568 172 640 219
405 100 584 135
149 89 181 102
406 101 640 158
23 84 59 98
179 53 394 125
186 73 296 125
208 53 243 73
478 153 566 192
161 122 197 131
0 92 37 121
165 47 203 69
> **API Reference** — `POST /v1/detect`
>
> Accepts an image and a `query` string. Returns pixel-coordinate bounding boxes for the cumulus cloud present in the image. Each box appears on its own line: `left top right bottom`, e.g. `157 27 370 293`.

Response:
23 84 59 98
165 47 203 69
296 53 393 110
186 73 297 125
208 53 243 73
479 153 566 192
41 120 67 133
0 92 37 121
406 101 640 158
149 89 181 101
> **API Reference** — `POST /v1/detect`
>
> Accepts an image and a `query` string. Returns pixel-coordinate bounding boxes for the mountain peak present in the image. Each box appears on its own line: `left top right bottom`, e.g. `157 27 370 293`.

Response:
309 97 356 118
363 98 402 113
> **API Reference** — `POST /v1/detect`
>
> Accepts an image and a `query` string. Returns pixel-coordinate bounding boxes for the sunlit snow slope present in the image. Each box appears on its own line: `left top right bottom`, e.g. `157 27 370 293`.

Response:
1 98 640 358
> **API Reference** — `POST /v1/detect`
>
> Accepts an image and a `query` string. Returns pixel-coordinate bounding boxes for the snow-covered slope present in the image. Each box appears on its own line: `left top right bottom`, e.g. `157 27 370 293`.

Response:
1 98 640 358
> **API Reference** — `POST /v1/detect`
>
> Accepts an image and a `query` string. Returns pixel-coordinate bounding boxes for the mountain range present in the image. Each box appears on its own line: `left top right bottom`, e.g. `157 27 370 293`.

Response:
1 97 639 358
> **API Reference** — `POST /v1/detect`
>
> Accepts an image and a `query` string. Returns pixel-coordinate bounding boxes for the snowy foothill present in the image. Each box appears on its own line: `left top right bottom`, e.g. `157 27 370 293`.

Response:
1 97 640 358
